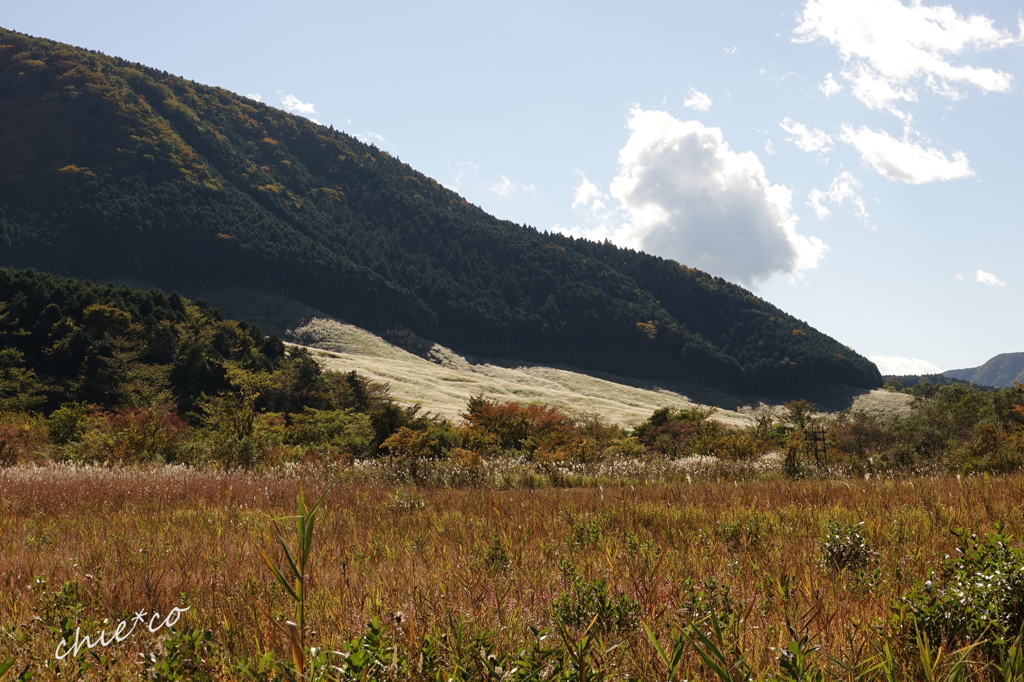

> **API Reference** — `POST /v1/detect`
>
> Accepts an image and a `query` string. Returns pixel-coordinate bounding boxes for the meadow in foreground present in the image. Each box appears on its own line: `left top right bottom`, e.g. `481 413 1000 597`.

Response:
4 466 1024 680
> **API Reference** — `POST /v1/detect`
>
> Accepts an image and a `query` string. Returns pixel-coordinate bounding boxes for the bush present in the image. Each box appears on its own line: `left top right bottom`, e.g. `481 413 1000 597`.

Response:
568 517 605 549
820 520 874 571
47 402 93 445
286 407 375 459
552 561 640 634
716 513 774 551
902 527 1024 650
483 533 511 573
633 406 720 458
0 411 50 464
678 576 738 624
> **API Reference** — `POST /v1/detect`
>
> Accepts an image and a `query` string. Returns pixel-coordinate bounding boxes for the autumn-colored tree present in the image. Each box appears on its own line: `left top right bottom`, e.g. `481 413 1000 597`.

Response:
462 396 577 456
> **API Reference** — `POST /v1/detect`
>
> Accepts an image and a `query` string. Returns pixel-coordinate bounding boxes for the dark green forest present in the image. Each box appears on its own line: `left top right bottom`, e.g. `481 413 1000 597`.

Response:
0 267 426 466
0 27 880 397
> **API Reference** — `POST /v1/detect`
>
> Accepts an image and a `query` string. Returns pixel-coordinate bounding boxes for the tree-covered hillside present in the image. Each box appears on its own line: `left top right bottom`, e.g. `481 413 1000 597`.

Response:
945 353 1024 388
0 28 881 396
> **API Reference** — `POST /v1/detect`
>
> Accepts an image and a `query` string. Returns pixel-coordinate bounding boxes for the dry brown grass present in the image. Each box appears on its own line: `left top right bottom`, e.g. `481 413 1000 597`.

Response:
2 465 1023 679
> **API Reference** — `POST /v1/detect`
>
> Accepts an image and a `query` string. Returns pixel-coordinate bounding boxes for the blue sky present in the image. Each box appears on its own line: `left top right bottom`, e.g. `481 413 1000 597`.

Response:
4 0 1022 373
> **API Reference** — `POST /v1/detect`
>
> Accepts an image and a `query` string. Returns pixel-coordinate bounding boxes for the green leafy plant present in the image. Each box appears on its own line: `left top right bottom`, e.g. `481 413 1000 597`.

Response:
141 627 219 682
553 562 640 634
902 526 1024 654
820 520 874 572
0 658 31 681
679 577 738 625
684 610 757 682
254 486 330 677
483 533 511 573
568 517 605 550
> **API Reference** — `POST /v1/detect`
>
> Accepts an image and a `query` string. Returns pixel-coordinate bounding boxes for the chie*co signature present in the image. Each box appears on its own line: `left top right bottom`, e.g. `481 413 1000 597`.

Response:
54 606 191 659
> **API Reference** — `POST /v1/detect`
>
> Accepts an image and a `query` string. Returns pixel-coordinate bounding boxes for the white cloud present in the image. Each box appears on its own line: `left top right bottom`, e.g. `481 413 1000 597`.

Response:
819 72 843 97
246 93 262 102
683 87 713 112
724 46 737 54
572 170 603 209
807 171 867 219
780 117 833 153
279 93 319 117
840 124 973 183
608 108 826 286
795 0 1019 112
976 269 1006 286
764 140 776 156
954 273 963 280
489 175 536 197
869 355 941 375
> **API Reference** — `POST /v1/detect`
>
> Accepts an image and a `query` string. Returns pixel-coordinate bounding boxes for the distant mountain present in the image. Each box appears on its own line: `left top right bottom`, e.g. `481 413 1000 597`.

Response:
945 353 1024 388
0 27 881 397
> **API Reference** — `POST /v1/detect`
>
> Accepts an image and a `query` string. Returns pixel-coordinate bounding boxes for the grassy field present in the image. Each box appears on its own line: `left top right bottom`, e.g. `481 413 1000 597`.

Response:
176 286 911 427
286 317 912 428
2 465 1023 680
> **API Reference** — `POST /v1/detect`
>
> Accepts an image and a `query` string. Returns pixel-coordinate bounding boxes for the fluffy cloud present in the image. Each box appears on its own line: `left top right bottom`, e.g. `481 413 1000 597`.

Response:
807 171 867 219
840 124 973 183
246 93 262 102
869 355 941 375
795 0 1019 112
683 87 713 112
608 108 826 286
780 118 833 153
819 72 842 97
572 171 603 209
280 93 318 117
976 270 1006 286
489 175 536 197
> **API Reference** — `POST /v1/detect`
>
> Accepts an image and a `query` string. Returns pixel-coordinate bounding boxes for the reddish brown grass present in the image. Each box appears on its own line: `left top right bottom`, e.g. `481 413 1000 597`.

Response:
2 466 1023 678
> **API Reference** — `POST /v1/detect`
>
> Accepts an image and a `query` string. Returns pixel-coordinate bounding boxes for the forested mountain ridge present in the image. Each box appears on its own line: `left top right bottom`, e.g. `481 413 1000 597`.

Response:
0 27 881 396
945 353 1024 388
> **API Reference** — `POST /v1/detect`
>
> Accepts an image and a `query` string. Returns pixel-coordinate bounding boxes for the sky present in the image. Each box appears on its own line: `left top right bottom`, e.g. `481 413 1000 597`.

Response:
4 0 1022 374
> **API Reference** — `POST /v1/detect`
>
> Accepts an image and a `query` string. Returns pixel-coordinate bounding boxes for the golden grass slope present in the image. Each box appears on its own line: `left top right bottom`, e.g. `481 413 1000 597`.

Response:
176 285 910 427
287 317 912 427
288 316 746 426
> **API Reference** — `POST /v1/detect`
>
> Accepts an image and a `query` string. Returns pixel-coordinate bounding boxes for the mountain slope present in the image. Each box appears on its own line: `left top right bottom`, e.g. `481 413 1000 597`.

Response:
0 27 881 396
945 353 1024 388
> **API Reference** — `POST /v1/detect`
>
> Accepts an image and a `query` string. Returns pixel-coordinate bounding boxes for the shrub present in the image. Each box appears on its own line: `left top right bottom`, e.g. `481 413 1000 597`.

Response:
902 527 1024 650
0 411 50 464
100 406 191 463
716 513 774 551
483 533 511 573
47 402 92 445
678 576 738 624
553 561 640 634
140 627 218 682
568 517 605 549
820 520 874 571
633 406 719 458
286 407 374 459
